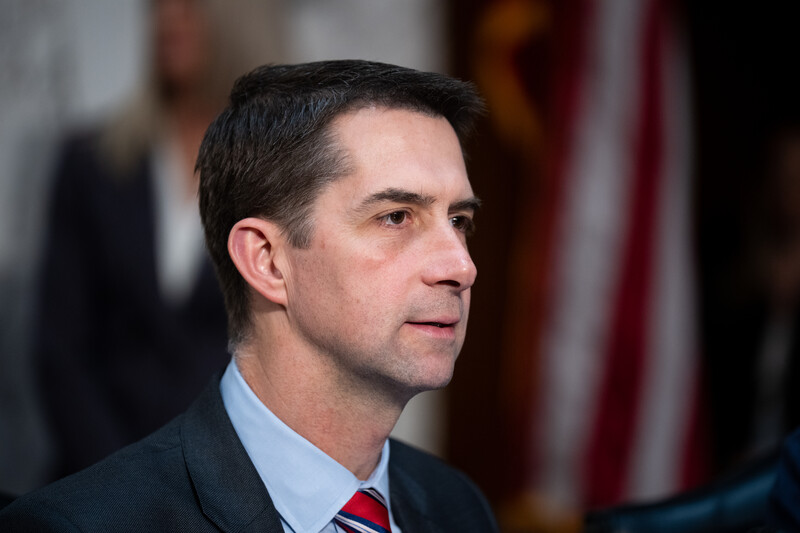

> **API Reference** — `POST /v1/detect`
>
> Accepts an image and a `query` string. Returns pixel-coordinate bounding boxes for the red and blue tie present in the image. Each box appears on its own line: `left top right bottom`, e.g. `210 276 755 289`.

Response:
334 488 392 533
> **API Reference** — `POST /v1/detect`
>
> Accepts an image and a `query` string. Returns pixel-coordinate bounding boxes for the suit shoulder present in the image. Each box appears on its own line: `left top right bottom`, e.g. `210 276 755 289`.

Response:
0 417 192 530
54 127 105 176
0 497 78 532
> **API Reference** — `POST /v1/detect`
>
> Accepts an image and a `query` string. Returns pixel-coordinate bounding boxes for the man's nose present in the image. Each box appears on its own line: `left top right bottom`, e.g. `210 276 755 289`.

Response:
421 225 477 291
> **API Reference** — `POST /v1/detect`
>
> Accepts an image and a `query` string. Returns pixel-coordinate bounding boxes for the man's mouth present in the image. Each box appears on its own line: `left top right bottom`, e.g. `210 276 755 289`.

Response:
408 321 456 328
405 318 459 340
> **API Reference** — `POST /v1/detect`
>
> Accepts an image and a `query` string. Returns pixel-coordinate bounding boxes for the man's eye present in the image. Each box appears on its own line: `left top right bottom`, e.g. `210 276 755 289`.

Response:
383 211 407 225
451 215 475 234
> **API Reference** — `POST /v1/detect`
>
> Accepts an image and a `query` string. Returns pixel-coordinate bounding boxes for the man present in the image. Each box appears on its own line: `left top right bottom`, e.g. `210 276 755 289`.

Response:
0 60 498 532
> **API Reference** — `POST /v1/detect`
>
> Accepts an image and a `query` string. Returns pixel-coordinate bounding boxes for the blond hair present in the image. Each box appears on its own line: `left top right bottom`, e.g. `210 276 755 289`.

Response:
101 0 286 175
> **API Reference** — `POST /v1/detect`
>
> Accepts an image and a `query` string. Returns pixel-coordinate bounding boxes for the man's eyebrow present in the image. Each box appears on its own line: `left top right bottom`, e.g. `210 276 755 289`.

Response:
353 188 481 215
354 188 436 213
450 196 481 213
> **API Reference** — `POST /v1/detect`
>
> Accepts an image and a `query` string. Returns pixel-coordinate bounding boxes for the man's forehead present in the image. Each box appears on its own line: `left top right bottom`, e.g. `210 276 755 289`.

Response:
328 105 457 144
317 106 472 209
329 107 466 166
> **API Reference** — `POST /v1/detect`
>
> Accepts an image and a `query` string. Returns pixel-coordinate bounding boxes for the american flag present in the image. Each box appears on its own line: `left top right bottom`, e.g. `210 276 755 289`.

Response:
525 0 706 509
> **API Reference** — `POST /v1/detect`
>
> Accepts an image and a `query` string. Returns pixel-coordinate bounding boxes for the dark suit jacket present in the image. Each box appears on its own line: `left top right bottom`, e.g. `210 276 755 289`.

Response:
769 428 800 531
0 377 499 532
36 131 228 478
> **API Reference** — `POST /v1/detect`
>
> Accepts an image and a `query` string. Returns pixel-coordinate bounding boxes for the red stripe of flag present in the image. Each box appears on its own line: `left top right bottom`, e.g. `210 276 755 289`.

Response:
525 0 594 484
583 0 665 507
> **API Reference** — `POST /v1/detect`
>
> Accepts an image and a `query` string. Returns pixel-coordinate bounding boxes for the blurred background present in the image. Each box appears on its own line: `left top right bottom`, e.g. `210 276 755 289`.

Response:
1 0 800 532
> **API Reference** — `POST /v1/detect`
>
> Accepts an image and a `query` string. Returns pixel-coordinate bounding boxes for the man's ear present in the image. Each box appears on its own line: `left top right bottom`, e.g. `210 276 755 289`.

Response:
228 217 289 307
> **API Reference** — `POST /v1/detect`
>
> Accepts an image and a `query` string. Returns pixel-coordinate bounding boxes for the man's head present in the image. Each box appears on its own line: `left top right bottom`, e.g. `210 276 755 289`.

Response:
197 59 484 351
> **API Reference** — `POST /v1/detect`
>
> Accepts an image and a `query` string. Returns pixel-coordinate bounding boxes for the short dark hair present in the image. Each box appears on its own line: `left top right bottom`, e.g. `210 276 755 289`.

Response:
197 59 484 347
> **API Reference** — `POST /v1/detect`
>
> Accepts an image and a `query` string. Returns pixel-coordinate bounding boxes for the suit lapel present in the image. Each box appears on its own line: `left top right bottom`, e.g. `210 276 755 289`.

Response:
181 378 284 533
389 444 447 533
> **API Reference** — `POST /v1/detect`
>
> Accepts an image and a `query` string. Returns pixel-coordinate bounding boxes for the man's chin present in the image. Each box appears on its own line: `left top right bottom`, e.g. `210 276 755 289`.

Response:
409 364 456 394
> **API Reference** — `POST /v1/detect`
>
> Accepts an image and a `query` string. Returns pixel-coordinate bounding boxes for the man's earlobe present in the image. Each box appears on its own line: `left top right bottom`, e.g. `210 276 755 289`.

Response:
228 218 288 306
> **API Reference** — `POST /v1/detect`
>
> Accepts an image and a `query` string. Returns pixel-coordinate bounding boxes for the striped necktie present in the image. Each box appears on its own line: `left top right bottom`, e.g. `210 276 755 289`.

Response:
334 488 392 533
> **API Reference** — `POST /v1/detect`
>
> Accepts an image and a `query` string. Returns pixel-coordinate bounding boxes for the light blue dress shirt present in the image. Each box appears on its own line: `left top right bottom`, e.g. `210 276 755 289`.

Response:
220 359 402 533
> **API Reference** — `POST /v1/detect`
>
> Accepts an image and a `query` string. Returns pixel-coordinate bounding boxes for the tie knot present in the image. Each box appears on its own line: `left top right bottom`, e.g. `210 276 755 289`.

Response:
334 488 392 533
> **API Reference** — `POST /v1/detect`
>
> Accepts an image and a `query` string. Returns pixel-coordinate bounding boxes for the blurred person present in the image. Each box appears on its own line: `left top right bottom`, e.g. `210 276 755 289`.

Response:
0 59 498 532
34 0 284 480
727 123 800 532
748 127 800 453
705 124 800 473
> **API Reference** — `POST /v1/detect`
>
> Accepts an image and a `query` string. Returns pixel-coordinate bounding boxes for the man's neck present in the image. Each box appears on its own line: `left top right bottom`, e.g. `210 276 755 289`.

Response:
234 341 405 480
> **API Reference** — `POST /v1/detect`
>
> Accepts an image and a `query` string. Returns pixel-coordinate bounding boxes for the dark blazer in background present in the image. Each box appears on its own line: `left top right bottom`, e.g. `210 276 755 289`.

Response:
34 131 229 479
0 377 499 532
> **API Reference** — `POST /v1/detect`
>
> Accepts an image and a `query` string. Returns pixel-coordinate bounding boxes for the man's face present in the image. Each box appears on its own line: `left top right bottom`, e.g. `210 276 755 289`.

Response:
283 107 478 401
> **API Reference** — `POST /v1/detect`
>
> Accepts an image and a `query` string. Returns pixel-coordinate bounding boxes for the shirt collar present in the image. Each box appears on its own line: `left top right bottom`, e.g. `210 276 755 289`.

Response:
220 358 393 533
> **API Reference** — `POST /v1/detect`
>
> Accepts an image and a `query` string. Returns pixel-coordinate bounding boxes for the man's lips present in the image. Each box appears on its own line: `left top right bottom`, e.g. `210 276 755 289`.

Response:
406 318 459 328
405 317 460 340
407 317 460 329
